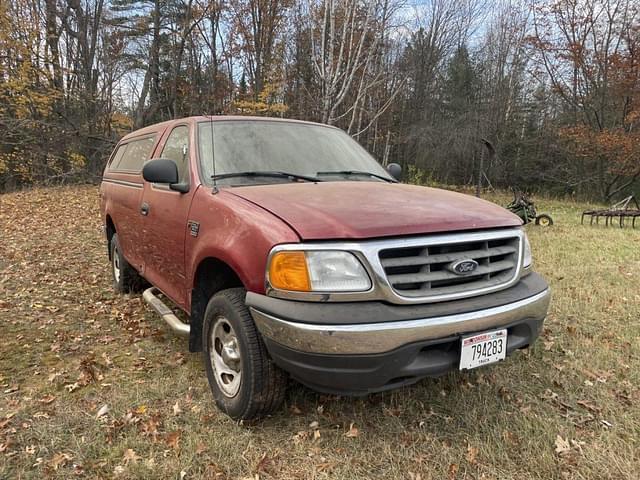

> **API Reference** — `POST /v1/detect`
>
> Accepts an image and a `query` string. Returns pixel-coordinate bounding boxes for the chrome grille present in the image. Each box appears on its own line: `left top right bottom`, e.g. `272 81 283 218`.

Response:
379 234 521 299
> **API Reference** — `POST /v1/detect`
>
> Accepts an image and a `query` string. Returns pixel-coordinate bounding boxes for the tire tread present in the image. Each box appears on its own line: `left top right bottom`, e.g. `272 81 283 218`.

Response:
203 288 286 419
110 233 145 293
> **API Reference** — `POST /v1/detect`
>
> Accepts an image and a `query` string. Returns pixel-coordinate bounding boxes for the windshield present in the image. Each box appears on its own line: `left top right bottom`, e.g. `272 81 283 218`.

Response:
197 120 392 185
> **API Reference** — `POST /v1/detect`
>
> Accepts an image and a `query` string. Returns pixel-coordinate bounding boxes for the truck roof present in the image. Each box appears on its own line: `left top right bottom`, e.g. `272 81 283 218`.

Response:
120 116 337 142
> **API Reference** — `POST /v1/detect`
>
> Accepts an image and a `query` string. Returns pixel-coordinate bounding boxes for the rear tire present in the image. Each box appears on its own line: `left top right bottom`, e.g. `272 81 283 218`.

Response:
202 287 286 420
110 233 144 293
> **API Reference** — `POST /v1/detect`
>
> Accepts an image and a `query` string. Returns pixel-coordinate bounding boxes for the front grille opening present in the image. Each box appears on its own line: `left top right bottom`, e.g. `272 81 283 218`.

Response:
379 234 520 299
379 246 424 259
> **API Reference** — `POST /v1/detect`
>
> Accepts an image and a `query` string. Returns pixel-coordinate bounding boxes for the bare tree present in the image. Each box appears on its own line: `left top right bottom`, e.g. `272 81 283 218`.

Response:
307 0 394 125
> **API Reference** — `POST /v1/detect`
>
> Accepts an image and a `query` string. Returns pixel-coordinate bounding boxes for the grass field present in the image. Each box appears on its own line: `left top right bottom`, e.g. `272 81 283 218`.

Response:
1 185 639 479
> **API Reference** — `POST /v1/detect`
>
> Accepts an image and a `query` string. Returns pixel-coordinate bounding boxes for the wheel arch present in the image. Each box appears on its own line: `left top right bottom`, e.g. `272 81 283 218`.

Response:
189 257 245 352
105 215 116 260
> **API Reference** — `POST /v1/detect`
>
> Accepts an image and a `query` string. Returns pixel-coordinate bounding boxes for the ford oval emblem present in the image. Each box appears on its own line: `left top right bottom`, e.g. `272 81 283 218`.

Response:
449 259 479 275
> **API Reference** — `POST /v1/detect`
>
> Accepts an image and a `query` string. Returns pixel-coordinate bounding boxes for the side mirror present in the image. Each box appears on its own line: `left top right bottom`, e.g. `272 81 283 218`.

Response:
143 159 189 193
143 158 179 184
386 163 402 181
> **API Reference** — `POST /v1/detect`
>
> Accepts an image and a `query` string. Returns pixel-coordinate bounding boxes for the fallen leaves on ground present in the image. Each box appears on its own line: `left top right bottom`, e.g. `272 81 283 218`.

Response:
1 186 640 479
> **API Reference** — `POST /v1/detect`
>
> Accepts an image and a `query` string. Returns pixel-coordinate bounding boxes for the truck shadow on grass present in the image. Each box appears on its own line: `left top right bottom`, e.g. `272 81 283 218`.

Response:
242 357 536 435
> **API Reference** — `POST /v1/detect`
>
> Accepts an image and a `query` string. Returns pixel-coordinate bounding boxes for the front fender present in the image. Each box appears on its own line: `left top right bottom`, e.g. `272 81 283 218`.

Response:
185 188 300 305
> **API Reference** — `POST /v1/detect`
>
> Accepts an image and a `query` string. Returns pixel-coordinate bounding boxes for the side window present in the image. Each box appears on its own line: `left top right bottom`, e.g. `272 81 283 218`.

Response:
160 126 190 183
112 136 156 172
108 144 127 169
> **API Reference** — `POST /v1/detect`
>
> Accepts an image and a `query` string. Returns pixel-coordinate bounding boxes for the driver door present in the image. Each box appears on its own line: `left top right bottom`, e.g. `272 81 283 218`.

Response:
140 123 195 307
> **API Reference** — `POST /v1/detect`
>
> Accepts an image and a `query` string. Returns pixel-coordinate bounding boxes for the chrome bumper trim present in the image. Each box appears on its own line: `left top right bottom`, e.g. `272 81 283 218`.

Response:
251 288 550 355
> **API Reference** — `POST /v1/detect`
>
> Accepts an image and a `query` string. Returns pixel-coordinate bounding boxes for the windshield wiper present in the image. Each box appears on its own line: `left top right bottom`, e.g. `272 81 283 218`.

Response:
211 171 322 183
316 170 396 183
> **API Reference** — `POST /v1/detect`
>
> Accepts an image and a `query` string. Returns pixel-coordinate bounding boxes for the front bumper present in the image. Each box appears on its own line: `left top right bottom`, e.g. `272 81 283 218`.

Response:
247 273 550 395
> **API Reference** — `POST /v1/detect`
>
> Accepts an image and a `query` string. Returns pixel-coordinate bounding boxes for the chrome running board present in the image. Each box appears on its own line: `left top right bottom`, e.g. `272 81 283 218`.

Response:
142 287 190 337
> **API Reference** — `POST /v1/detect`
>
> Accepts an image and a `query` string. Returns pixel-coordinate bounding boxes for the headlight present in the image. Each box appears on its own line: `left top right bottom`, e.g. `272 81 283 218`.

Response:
523 234 533 268
268 250 371 292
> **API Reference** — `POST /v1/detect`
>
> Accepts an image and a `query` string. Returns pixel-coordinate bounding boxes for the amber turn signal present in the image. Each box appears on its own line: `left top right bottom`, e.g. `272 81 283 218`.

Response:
268 251 311 291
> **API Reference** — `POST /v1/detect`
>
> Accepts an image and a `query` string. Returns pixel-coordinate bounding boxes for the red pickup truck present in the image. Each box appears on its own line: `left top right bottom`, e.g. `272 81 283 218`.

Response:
100 116 550 420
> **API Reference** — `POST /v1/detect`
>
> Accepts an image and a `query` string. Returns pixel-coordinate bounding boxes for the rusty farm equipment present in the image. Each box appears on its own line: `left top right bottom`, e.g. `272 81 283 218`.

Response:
506 189 554 226
581 195 640 228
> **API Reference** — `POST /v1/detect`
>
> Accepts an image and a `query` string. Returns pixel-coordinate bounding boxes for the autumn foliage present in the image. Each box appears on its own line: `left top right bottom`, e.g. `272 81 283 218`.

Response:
529 0 640 199
0 0 639 199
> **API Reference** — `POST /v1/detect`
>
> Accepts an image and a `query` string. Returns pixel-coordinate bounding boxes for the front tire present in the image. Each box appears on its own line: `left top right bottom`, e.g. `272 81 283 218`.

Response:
110 233 144 293
202 288 286 420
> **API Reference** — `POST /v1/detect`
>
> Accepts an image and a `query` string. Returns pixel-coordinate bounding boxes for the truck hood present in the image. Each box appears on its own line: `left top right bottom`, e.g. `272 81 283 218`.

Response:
227 182 522 240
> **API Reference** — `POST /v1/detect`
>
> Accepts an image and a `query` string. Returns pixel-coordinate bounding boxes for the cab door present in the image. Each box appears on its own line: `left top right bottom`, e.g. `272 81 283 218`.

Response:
140 123 195 307
103 134 158 272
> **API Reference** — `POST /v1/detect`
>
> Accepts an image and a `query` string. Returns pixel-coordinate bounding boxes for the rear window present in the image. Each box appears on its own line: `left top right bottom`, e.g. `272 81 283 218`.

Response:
110 136 156 172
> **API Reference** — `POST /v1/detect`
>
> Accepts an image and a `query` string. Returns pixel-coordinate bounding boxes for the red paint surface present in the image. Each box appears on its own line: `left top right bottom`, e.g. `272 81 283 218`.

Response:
228 182 522 240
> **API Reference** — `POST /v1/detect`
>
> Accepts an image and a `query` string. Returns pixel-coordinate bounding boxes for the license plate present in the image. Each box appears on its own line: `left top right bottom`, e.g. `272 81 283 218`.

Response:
459 329 507 370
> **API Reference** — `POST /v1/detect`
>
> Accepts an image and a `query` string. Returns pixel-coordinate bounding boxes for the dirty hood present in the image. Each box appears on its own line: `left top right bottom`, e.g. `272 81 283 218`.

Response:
227 182 522 240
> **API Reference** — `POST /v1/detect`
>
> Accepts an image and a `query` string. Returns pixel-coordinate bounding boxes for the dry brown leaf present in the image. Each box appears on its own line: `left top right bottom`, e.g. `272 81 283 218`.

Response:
65 382 80 393
465 444 479 465
345 423 359 438
292 431 309 444
165 430 182 450
39 394 56 404
577 399 601 413
122 448 140 465
101 352 113 367
448 463 459 480
555 435 571 455
49 452 72 471
195 443 207 455
316 461 335 473
502 430 518 445
141 417 160 438
96 404 109 418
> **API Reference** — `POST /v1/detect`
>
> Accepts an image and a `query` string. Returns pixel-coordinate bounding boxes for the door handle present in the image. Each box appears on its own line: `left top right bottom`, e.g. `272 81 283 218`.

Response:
140 203 150 216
